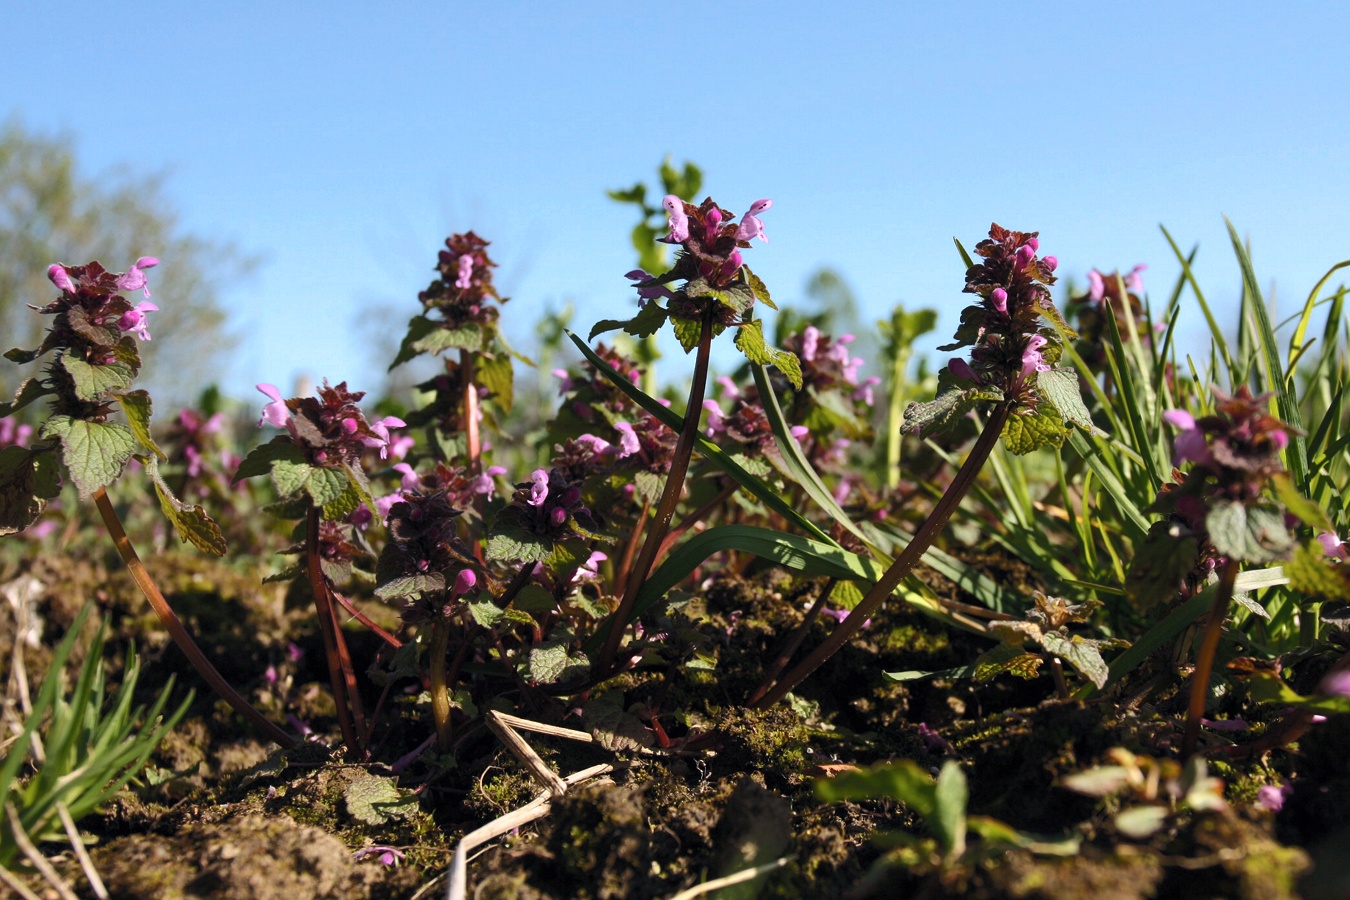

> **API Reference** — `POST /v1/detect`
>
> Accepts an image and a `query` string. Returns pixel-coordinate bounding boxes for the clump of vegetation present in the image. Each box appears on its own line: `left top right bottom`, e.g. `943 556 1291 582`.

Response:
2 155 1349 898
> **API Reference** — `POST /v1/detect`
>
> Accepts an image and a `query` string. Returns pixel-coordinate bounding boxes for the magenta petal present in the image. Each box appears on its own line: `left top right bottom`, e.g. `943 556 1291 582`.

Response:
1162 409 1197 431
47 264 75 293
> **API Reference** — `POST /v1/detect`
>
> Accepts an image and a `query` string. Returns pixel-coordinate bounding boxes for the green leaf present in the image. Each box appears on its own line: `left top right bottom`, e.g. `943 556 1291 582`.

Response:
632 470 665 506
527 642 589 684
932 761 968 859
1125 520 1200 610
583 693 655 751
270 457 314 499
1037 367 1093 431
973 643 1043 681
1286 543 1350 601
1247 670 1350 715
1001 408 1068 455
321 482 361 521
1115 805 1169 839
467 599 505 627
1205 500 1292 564
741 265 776 310
589 302 668 341
0 377 53 418
152 475 227 556
40 416 136 498
112 389 164 459
1061 766 1134 797
486 514 554 563
478 353 515 413
60 354 134 401
815 759 936 819
0 446 60 535
374 571 446 600
736 320 802 390
344 773 419 825
1041 632 1110 689
233 436 306 483
390 315 437 370
671 316 703 353
305 465 350 509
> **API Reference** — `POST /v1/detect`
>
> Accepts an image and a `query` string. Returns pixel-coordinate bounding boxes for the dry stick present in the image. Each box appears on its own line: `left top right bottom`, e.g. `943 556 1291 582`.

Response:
747 578 836 707
6 802 78 900
751 403 1013 709
92 488 294 748
599 314 715 672
304 506 363 756
1182 559 1241 758
57 802 108 900
666 857 791 900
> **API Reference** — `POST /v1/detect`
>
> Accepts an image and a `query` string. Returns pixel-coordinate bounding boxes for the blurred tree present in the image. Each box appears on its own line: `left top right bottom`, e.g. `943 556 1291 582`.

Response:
0 119 253 409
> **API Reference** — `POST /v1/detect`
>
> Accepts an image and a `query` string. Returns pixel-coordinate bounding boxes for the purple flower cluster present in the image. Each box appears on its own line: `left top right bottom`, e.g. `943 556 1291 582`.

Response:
940 224 1061 406
1161 386 1290 505
255 380 405 468
653 195 771 291
417 231 504 333
509 467 597 538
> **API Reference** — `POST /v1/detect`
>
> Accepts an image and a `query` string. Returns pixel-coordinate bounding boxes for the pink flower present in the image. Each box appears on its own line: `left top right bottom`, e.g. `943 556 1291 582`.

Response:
734 198 772 243
1019 335 1050 379
1163 409 1210 465
1321 670 1350 698
614 421 640 459
115 257 160 298
1087 269 1105 302
625 269 675 303
528 469 550 506
455 253 474 290
362 416 407 459
118 301 159 341
948 357 976 382
801 325 821 362
47 264 75 293
1124 264 1147 294
1255 783 1291 813
256 383 291 428
662 195 690 243
990 287 1008 314
452 568 477 598
1317 532 1347 560
702 400 725 436
471 465 507 498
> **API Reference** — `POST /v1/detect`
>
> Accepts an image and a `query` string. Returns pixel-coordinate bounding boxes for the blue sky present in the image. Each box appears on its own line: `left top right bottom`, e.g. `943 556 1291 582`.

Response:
5 2 1348 400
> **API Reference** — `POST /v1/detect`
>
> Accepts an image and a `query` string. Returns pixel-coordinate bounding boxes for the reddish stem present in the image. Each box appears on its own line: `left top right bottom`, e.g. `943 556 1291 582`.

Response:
751 403 1012 708
1182 559 1240 758
598 314 715 672
92 488 294 749
305 505 366 757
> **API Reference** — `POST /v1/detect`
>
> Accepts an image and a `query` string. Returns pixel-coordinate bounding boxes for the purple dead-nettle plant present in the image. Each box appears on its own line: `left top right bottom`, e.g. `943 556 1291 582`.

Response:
586 195 802 673
234 380 408 757
751 224 1093 708
0 257 297 748
1123 385 1297 755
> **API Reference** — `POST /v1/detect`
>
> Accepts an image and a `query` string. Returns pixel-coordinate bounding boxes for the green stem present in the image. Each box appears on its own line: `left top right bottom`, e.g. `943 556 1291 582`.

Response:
93 488 294 749
598 313 715 673
751 403 1012 708
1182 559 1240 758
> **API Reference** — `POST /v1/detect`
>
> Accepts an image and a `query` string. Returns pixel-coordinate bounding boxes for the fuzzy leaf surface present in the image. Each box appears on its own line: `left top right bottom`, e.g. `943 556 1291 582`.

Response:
1206 500 1292 564
40 416 136 498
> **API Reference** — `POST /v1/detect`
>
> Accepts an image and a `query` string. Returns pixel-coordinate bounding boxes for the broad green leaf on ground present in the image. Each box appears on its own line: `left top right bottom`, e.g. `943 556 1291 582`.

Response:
39 416 136 498
527 642 589 684
973 642 1043 681
1040 632 1111 689
583 693 656 751
344 773 419 825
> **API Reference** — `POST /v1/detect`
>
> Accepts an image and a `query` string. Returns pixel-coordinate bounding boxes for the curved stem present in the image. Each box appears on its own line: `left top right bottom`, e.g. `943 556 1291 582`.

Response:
751 403 1012 708
305 505 365 757
92 488 294 749
1182 559 1240 757
597 314 715 673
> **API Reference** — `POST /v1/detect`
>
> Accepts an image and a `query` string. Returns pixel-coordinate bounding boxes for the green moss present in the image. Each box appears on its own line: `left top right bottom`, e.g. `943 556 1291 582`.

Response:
716 706 811 776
